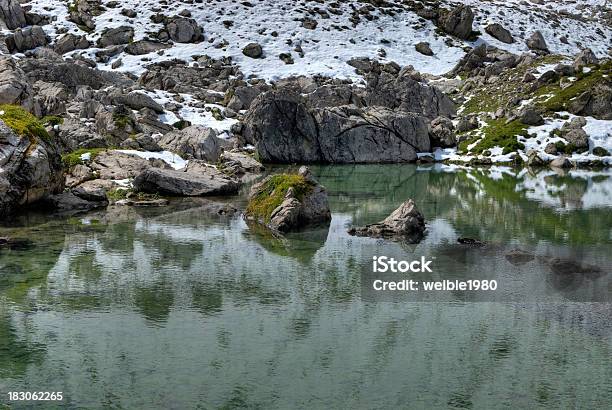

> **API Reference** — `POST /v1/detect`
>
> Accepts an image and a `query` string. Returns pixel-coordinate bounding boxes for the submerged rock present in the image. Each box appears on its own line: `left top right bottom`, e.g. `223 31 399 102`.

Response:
348 199 425 243
245 166 331 233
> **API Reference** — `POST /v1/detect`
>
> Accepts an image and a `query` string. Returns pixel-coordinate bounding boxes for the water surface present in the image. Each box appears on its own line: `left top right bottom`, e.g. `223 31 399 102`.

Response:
1 164 611 409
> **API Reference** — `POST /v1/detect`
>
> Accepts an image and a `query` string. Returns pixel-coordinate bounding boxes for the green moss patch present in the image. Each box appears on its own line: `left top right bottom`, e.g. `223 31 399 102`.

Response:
0 104 50 143
246 174 313 223
461 119 527 155
534 60 612 113
62 148 107 168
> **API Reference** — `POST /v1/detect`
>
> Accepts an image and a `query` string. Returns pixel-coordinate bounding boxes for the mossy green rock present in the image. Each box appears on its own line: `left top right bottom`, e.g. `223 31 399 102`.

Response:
245 167 331 233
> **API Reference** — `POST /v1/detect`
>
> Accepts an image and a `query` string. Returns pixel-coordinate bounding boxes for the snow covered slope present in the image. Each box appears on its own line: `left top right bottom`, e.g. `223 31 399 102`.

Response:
23 0 612 81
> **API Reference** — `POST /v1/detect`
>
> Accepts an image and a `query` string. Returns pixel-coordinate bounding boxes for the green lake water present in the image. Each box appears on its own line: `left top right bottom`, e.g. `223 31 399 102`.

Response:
1 164 611 409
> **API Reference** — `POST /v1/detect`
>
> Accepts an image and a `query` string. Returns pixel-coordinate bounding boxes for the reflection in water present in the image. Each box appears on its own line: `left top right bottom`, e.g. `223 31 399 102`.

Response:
0 165 611 408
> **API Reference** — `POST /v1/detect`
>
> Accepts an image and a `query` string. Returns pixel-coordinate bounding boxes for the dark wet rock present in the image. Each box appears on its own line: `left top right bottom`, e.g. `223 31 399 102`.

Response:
133 166 240 196
592 146 609 156
245 166 330 233
485 23 514 44
45 191 106 213
97 26 134 47
348 199 425 243
438 5 474 40
242 42 263 59
429 116 456 148
243 89 430 163
526 31 549 54
548 258 606 280
0 119 63 216
415 42 433 56
5 25 49 53
158 125 231 161
115 198 169 207
457 237 485 246
0 236 33 250
505 249 535 265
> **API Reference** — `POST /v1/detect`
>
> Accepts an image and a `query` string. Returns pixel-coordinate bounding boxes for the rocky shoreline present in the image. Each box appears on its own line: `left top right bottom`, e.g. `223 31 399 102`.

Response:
1 1 610 218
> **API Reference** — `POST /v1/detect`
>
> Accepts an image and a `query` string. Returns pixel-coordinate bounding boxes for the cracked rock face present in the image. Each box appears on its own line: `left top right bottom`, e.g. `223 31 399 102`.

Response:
0 0 26 30
348 199 426 243
243 88 432 164
0 121 64 216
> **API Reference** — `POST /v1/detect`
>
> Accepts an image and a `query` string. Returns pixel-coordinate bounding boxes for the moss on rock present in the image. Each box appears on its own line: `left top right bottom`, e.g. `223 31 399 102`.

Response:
0 104 50 143
246 174 313 223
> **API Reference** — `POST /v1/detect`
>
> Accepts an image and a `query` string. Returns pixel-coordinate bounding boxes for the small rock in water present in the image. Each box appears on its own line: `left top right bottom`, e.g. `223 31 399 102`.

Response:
457 237 485 246
505 249 535 266
348 199 425 243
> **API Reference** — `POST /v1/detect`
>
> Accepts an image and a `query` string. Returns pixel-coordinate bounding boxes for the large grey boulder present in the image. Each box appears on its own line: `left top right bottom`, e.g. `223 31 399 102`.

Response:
526 31 549 54
438 5 474 40
0 56 32 107
573 48 599 69
5 25 49 53
97 26 134 47
158 125 232 161
54 33 90 55
568 82 612 120
133 165 239 196
125 40 171 55
429 116 456 148
0 120 63 216
243 89 430 163
364 68 456 120
164 16 203 43
348 199 425 243
485 23 514 44
111 91 164 113
0 0 26 30
245 166 330 233
68 0 103 31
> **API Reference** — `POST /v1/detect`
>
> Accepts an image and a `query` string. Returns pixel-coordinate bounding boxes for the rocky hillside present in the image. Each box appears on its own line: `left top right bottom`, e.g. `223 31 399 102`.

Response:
0 0 611 215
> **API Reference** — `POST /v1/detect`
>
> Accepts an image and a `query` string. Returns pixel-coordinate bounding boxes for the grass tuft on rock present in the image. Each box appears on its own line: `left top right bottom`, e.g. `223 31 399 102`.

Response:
246 174 313 223
62 148 107 168
0 104 50 143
